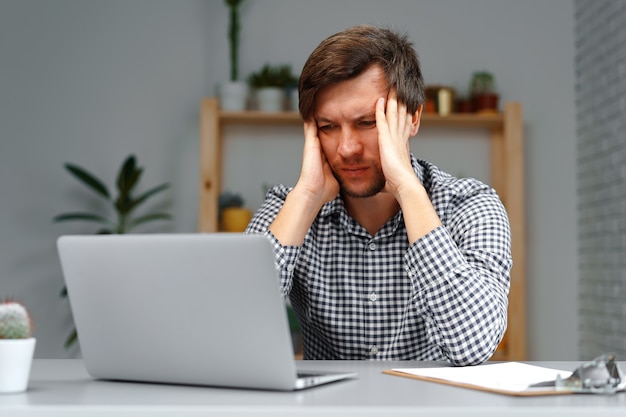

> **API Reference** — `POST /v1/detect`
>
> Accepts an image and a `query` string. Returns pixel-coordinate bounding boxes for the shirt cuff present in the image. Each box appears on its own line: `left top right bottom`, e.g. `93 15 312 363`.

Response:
404 225 466 292
264 229 301 273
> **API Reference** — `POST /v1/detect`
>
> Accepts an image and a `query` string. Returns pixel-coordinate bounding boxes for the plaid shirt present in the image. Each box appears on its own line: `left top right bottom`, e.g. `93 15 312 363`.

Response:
246 155 511 365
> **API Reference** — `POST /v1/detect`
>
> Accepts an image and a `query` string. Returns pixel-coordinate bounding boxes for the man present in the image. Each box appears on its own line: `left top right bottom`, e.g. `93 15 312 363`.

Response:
246 25 511 366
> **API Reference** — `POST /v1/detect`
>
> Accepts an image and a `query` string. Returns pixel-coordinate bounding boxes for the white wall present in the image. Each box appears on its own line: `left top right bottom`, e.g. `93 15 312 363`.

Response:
0 0 210 357
0 0 578 360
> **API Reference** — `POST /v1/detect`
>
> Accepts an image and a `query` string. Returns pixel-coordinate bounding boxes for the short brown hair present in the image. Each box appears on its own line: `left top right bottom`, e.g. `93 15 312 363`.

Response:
299 25 425 121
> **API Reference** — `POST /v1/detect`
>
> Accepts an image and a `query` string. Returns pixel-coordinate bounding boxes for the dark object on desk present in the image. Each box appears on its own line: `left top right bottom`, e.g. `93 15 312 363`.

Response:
529 353 625 394
556 353 624 394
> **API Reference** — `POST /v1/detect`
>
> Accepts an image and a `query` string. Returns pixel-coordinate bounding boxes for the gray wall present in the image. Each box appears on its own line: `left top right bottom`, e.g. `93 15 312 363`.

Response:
0 0 578 360
575 0 626 359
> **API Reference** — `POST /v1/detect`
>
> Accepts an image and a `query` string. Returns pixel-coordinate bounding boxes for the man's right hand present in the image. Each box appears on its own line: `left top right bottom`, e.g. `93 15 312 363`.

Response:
268 121 339 246
294 121 340 206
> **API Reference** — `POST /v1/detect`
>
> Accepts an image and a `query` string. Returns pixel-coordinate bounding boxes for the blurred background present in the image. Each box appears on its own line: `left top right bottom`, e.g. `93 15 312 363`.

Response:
0 0 616 361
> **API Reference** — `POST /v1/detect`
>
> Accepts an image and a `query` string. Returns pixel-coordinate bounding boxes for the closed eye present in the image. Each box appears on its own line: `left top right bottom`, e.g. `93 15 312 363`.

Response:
318 123 337 132
357 120 376 129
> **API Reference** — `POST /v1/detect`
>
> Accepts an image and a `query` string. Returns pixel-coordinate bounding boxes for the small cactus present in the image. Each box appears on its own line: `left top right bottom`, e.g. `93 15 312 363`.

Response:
0 299 33 339
219 191 245 209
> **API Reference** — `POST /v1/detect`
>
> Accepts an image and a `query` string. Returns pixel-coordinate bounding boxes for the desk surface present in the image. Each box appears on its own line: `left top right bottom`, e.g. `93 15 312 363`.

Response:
1 360 625 416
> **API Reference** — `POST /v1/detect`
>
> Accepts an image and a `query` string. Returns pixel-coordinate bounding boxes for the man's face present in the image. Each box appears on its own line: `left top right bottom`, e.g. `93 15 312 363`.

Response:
314 65 388 199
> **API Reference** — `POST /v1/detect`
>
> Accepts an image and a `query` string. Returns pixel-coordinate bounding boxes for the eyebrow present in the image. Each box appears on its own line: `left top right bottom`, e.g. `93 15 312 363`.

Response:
315 112 376 124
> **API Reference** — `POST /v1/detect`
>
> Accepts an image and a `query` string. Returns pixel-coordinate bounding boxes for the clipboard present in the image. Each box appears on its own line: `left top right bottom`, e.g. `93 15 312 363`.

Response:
383 362 577 397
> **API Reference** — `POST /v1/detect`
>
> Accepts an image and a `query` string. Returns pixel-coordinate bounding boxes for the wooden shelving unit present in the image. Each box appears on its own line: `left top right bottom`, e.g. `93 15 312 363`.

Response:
198 97 526 361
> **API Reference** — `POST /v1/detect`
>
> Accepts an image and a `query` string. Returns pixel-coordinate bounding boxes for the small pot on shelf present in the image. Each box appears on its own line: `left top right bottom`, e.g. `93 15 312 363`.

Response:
218 81 249 111
256 87 284 112
248 64 297 113
221 207 253 232
219 191 252 232
469 71 500 113
455 98 474 113
473 93 499 113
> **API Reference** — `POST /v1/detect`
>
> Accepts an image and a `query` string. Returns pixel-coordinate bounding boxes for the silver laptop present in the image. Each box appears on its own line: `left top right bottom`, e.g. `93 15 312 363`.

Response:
57 233 356 391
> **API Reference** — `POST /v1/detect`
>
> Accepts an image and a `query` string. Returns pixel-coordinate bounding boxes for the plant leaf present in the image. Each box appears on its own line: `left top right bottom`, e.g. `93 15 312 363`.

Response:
126 183 170 213
119 155 136 183
65 163 110 200
118 168 142 197
115 195 133 215
125 169 142 195
65 329 77 349
53 212 113 225
117 155 140 196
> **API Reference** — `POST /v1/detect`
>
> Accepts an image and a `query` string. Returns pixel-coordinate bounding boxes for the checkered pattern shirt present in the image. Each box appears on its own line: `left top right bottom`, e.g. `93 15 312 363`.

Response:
246 155 511 365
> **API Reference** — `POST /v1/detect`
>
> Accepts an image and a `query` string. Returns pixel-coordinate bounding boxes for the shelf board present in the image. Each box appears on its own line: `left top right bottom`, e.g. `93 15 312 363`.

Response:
220 111 301 125
218 109 503 129
421 112 503 128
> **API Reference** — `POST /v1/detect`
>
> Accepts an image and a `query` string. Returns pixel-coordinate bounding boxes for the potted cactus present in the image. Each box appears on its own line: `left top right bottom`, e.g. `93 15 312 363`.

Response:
0 299 36 393
219 191 252 232
218 0 249 110
469 71 499 113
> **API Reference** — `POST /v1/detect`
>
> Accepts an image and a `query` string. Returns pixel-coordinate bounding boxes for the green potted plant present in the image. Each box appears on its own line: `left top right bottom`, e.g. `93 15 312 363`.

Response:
469 71 499 113
286 304 302 358
218 0 248 111
54 154 172 347
248 64 298 112
0 299 36 393
219 191 252 232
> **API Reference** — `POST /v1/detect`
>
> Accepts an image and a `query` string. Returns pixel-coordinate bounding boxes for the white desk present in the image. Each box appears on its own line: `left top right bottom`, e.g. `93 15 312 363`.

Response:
1 360 625 416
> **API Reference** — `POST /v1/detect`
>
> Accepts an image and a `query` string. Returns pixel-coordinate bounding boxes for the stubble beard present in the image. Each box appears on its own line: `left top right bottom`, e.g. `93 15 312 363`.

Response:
333 164 386 199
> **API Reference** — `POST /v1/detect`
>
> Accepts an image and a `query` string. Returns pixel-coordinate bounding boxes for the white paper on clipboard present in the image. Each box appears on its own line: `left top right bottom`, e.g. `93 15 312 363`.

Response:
386 362 572 395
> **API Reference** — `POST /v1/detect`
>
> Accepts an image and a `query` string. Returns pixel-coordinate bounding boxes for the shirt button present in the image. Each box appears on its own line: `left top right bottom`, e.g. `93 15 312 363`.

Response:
368 242 377 251
368 292 377 302
370 345 379 355
287 264 295 272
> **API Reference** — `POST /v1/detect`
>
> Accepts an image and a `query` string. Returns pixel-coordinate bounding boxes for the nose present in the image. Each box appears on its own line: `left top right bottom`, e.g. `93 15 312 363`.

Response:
337 127 363 158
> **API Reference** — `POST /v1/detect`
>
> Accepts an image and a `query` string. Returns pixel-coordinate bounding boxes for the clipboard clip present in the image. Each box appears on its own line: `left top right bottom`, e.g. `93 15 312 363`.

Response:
531 353 625 394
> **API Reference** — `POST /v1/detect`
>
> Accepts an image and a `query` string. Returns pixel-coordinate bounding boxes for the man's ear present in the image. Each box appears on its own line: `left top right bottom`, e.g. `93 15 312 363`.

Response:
410 105 423 136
